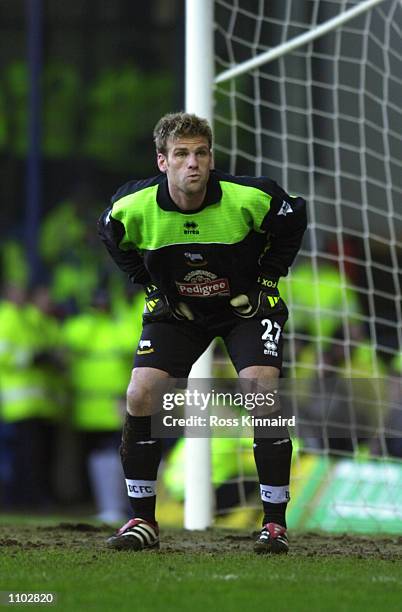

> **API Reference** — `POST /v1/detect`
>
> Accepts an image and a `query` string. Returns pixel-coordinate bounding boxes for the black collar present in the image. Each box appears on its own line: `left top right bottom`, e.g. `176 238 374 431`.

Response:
156 170 222 214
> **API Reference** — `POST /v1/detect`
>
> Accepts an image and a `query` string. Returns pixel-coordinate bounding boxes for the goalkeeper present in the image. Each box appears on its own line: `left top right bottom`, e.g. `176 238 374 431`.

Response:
98 111 307 554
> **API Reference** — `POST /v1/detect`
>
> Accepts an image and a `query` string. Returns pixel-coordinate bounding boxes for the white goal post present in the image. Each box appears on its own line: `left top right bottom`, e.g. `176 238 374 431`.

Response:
184 0 214 530
184 0 402 530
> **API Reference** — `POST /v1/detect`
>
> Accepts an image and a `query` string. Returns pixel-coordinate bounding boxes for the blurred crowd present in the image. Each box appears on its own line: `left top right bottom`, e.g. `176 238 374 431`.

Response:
0 190 147 521
1 196 402 520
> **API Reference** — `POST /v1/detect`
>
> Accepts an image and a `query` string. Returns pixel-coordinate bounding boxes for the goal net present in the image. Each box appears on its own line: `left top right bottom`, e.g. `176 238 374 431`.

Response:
208 0 402 532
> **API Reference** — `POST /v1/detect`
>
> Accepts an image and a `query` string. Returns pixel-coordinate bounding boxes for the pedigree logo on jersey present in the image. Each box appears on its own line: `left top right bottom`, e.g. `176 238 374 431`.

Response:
176 270 230 298
183 221 199 235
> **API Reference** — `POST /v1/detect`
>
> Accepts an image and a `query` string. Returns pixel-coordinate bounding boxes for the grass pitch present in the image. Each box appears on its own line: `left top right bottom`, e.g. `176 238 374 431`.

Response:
0 520 401 611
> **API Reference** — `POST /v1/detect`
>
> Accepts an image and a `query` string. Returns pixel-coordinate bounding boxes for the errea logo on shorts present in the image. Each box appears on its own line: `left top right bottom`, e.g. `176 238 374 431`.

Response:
264 340 278 356
176 270 230 298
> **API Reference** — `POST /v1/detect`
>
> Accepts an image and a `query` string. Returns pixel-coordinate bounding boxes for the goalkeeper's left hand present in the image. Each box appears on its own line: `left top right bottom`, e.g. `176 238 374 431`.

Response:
230 276 286 318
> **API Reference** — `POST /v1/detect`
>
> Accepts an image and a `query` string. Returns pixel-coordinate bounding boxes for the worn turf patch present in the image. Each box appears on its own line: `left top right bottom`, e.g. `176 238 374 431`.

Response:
0 522 401 559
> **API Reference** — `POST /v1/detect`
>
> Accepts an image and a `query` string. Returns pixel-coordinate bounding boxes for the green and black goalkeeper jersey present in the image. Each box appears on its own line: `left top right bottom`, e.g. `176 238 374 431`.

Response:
98 169 307 313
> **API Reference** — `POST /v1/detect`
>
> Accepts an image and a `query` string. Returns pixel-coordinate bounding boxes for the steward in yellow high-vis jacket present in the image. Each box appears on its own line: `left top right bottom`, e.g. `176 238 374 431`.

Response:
0 284 65 508
62 289 143 522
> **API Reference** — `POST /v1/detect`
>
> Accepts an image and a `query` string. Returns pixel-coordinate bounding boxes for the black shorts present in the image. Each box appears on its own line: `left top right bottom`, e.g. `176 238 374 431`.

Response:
133 306 288 378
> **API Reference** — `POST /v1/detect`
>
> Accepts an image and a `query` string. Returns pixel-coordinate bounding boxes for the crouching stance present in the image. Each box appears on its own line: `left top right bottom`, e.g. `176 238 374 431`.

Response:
98 112 307 553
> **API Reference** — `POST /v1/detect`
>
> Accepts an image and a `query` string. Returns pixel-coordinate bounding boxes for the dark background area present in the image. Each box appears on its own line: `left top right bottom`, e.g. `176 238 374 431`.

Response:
0 0 184 238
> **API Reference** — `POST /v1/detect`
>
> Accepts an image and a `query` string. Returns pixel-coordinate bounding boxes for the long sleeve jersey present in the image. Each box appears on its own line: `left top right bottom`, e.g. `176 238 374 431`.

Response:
98 169 307 313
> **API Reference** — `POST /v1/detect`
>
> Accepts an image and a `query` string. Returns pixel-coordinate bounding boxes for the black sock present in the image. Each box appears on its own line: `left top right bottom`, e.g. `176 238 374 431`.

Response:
119 413 161 524
253 433 292 529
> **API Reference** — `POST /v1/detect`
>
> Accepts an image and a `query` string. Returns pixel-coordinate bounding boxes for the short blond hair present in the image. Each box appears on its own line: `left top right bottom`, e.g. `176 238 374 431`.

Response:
153 112 212 154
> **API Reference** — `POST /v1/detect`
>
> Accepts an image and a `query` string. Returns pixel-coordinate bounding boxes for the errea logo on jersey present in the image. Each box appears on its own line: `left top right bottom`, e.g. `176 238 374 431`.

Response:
183 221 199 235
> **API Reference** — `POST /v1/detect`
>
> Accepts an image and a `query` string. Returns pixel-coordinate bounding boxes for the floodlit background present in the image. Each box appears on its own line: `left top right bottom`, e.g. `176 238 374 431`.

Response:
0 0 185 521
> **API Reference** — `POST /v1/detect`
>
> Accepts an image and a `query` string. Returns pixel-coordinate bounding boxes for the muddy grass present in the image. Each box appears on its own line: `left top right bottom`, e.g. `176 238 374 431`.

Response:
0 523 401 559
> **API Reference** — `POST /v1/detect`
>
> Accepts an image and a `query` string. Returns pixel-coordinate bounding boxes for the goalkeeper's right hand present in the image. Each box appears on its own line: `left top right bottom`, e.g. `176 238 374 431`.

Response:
143 283 194 323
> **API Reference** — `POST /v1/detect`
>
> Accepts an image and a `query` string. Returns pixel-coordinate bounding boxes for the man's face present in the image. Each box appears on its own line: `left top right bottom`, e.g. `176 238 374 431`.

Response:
157 136 213 198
